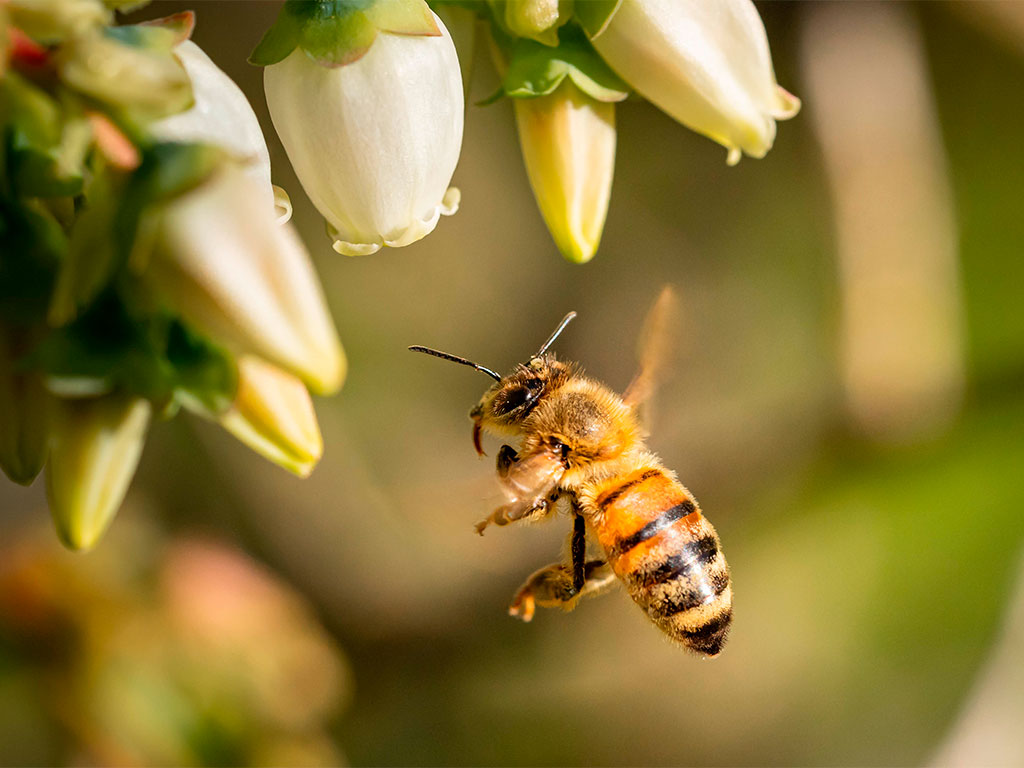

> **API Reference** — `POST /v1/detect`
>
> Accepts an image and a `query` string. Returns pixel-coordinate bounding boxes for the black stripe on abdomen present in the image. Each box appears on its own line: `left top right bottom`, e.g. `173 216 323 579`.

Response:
677 609 733 656
608 500 696 560
648 569 729 618
631 535 719 589
597 470 661 510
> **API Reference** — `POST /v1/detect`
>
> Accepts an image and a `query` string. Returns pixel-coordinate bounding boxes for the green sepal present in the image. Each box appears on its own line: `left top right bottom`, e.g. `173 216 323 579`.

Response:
104 20 180 52
365 0 439 35
296 4 379 67
574 0 620 38
250 0 438 69
249 8 301 66
502 23 628 102
111 11 195 48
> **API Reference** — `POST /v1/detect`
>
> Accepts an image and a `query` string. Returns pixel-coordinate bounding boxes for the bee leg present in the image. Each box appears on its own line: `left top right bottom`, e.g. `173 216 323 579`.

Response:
570 510 586 592
474 496 550 535
508 558 615 622
496 444 518 478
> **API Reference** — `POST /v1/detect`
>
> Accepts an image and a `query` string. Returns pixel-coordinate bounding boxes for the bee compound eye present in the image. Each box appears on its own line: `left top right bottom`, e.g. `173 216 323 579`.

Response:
494 387 528 416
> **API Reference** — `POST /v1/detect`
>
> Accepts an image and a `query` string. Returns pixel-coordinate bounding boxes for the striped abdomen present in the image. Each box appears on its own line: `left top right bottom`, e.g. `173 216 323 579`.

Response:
589 468 732 656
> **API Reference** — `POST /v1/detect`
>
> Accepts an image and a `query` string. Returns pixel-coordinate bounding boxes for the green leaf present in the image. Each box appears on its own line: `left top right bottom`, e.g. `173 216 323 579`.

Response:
502 23 628 102
574 0 620 38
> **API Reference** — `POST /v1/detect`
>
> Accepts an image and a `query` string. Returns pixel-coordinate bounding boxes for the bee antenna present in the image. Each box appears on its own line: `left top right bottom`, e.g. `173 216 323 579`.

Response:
408 346 502 382
534 311 577 358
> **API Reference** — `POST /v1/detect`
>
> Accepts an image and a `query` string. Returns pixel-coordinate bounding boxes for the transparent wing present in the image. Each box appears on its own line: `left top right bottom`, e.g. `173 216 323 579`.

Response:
623 285 680 413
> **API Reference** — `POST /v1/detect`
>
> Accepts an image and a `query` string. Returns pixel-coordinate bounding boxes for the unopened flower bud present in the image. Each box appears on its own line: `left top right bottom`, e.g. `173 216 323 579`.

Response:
150 165 346 395
505 0 572 46
46 395 150 551
263 11 463 256
588 0 799 164
218 356 323 478
514 82 615 263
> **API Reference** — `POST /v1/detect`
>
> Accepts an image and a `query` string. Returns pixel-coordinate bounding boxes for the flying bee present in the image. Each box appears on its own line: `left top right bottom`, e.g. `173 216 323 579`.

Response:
409 289 732 656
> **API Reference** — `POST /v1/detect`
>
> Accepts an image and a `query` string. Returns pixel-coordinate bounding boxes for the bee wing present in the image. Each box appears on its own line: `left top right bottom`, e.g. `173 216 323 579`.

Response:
623 285 680 412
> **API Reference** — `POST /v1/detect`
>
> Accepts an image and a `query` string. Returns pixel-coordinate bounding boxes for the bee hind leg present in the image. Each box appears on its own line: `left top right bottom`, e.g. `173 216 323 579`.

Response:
508 560 615 622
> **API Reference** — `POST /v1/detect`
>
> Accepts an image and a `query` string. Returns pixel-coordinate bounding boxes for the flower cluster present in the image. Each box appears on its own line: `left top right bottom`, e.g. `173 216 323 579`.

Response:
484 0 801 262
251 0 798 263
0 2 344 550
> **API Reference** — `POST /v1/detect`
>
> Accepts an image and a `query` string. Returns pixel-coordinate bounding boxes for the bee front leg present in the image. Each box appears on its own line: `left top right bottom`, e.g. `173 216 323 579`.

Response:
496 444 518 478
474 494 553 535
508 559 615 622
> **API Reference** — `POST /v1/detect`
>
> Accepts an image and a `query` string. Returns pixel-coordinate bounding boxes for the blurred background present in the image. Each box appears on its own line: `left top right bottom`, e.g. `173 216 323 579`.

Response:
3 1 1024 765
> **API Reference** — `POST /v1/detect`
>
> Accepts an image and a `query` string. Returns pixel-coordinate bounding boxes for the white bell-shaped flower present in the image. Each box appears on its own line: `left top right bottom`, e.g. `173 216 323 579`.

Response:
154 40 291 221
263 11 463 255
589 0 799 164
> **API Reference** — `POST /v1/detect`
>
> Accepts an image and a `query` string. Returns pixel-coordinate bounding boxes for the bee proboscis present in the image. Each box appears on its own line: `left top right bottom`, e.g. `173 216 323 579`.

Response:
410 289 732 656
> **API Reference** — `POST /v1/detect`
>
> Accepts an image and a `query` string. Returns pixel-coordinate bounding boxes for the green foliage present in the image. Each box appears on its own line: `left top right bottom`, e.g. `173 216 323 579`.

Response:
2 11 241 417
30 293 237 416
0 73 86 198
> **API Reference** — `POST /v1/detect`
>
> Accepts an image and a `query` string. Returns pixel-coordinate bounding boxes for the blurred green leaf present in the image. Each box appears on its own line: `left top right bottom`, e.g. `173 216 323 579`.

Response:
165 320 237 417
0 199 65 327
31 291 237 412
48 143 222 327
0 73 86 198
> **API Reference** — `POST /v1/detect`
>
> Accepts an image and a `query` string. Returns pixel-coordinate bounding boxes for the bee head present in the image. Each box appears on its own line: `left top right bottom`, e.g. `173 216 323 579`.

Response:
410 312 577 456
469 355 569 445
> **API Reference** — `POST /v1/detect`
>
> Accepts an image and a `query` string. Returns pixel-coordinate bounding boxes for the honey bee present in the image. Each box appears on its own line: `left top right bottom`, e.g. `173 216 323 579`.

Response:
409 290 732 656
